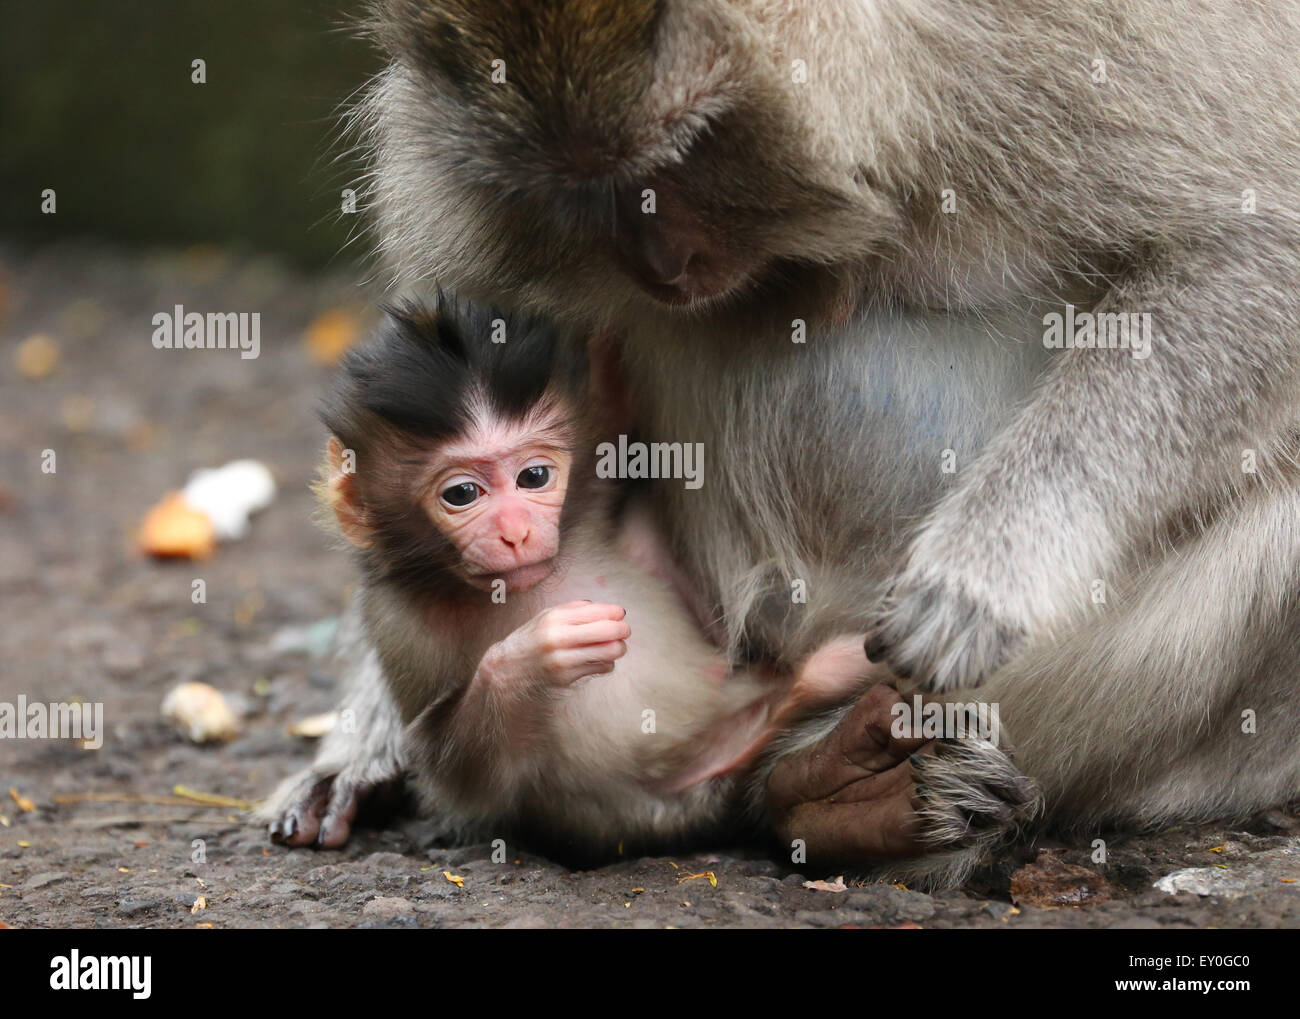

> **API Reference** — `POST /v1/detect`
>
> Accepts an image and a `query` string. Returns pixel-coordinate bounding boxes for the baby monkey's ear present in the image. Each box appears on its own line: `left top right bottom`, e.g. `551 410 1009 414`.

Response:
325 436 374 549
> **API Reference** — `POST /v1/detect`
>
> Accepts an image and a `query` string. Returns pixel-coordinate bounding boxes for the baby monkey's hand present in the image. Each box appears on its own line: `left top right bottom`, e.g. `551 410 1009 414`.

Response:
489 600 630 688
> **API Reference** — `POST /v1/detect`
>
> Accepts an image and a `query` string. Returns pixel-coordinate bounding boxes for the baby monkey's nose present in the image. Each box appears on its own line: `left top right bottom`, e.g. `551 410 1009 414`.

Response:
497 508 532 549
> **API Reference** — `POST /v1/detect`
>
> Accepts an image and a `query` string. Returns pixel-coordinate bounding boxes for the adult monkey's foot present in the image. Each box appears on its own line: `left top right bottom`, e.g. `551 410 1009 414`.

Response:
765 683 1040 889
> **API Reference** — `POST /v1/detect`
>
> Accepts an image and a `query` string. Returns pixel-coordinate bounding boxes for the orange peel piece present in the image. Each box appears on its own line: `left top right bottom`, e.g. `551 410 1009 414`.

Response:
139 492 215 559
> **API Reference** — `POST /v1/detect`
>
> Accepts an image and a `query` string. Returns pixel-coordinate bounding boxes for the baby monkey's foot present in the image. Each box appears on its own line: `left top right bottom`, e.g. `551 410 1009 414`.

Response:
766 683 932 863
267 770 405 849
765 684 1039 880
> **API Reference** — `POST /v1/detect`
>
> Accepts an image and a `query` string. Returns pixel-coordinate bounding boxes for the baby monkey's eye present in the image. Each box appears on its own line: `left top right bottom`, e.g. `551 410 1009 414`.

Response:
441 482 480 507
517 465 552 489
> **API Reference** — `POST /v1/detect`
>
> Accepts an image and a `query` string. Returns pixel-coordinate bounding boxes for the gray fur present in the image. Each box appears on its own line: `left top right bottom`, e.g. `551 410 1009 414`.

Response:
287 0 1300 886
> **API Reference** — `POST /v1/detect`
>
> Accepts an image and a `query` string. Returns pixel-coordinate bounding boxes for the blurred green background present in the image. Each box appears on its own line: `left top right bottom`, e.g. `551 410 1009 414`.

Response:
0 1 380 266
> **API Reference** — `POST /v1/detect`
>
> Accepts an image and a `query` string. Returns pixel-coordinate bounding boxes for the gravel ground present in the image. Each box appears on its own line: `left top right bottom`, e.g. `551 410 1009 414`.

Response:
1 242 1297 929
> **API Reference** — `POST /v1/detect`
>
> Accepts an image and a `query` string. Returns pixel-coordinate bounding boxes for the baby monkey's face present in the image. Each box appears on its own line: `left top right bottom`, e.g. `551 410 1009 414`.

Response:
422 407 573 593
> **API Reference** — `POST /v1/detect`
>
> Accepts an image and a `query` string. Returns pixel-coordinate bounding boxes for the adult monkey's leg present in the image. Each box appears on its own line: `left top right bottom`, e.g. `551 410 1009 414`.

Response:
768 475 1300 888
988 476 1300 834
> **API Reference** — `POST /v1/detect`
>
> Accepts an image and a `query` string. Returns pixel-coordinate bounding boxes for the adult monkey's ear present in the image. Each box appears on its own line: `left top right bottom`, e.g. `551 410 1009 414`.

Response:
325 436 374 548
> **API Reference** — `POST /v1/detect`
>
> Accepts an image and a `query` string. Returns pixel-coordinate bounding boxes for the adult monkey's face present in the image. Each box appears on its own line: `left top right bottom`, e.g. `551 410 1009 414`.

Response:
363 0 901 326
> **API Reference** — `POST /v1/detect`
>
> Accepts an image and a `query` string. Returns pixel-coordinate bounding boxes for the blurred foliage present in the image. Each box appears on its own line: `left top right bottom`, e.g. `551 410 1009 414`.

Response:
0 1 382 266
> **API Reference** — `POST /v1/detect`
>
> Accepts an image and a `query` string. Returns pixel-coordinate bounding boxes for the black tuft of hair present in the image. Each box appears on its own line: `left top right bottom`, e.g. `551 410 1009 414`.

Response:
321 292 584 451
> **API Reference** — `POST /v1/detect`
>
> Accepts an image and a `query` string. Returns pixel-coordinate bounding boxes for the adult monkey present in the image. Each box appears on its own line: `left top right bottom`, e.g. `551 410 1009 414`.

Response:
312 0 1300 886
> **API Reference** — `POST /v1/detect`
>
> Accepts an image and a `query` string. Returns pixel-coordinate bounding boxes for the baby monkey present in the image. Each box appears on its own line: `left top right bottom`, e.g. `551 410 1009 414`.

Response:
264 296 873 858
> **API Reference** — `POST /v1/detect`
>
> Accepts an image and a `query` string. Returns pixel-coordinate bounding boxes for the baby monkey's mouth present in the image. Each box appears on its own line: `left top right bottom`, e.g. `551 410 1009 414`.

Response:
465 559 556 593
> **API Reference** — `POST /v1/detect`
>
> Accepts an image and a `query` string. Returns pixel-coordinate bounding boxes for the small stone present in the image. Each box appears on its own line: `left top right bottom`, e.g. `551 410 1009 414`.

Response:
160 681 240 743
23 872 71 890
413 881 462 901
356 915 420 929
117 898 163 917
362 896 414 917
362 852 411 870
843 884 937 923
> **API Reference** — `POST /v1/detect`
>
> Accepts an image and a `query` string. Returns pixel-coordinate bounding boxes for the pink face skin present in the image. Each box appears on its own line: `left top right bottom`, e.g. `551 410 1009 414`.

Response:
421 409 572 594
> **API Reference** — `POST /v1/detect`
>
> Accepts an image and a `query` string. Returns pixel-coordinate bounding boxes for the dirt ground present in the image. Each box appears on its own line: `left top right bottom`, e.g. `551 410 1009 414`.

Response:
1 242 1297 929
